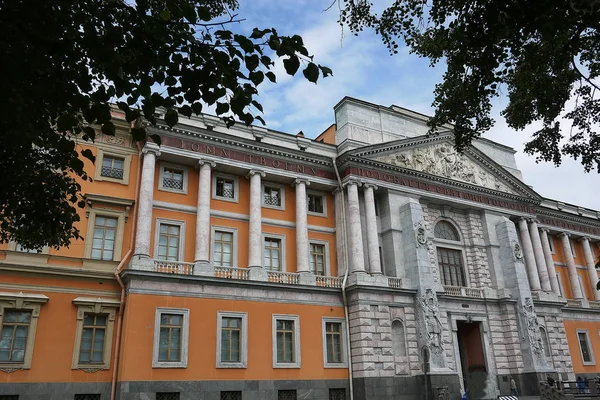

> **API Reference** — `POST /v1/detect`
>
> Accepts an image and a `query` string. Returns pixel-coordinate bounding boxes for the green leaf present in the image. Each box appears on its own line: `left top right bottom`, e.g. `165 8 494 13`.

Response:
283 56 300 75
265 71 276 83
255 115 266 125
197 6 211 21
179 105 192 118
319 65 333 77
250 28 270 39
249 71 264 86
82 126 96 142
251 100 264 113
149 134 162 146
159 9 171 21
216 102 230 115
164 108 179 127
303 62 319 83
131 127 146 142
235 34 254 53
101 121 116 136
81 149 96 164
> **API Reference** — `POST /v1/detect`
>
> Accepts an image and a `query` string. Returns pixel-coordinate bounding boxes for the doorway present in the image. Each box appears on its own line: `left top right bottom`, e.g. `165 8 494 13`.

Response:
457 321 487 398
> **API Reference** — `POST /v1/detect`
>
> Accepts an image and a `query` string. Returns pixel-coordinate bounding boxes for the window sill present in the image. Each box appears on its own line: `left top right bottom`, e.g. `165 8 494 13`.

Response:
273 363 301 369
216 362 247 369
96 176 127 185
263 203 285 211
152 361 188 369
158 187 188 195
324 363 348 369
308 211 326 218
213 195 238 203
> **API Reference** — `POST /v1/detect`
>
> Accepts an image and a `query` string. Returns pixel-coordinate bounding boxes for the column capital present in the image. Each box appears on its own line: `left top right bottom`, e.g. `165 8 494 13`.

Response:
197 159 216 168
362 183 378 191
527 218 539 224
558 232 570 239
540 227 551 234
142 142 161 157
342 179 362 188
292 178 310 187
578 236 591 243
332 187 343 195
247 169 266 179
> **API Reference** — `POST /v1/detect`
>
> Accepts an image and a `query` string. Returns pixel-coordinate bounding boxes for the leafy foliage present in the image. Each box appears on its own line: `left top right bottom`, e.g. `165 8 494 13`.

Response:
341 0 600 171
0 0 331 249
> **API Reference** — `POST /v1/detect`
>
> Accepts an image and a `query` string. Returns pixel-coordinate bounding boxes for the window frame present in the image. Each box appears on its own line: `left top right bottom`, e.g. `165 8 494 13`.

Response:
262 233 287 272
0 292 48 370
158 162 189 194
154 219 186 262
216 311 248 369
212 173 239 203
539 325 551 361
548 234 555 254
94 148 132 185
322 317 348 368
556 272 564 297
6 241 49 255
570 238 577 258
272 314 301 369
262 182 286 210
577 329 595 365
71 297 120 371
84 209 126 262
432 220 470 288
307 190 327 217
211 226 238 268
152 308 190 369
309 240 330 276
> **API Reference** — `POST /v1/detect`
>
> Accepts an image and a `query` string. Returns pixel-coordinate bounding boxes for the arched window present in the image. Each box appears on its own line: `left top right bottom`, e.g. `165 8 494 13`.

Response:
392 320 407 357
434 221 466 287
434 220 460 241
540 327 551 358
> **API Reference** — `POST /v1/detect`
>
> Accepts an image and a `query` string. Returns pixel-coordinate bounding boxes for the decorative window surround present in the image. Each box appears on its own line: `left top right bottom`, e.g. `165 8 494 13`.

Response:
0 291 49 372
154 219 186 262
307 191 327 217
432 219 470 288
213 173 239 203
71 297 120 371
309 240 330 276
262 182 286 210
216 311 248 368
94 148 132 185
577 329 595 365
272 314 301 368
322 317 348 368
211 226 238 268
6 241 49 255
262 233 287 272
84 195 132 262
158 162 189 194
153 308 190 368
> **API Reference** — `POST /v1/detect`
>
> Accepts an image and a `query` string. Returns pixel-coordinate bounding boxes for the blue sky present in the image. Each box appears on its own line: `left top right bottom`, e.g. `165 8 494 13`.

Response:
231 0 600 210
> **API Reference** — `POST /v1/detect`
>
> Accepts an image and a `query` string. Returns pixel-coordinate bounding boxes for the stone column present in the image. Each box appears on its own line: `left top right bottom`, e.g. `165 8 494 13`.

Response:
194 160 215 264
528 219 552 292
346 181 366 273
334 188 347 277
540 229 561 296
248 170 266 268
363 184 382 275
559 233 584 300
294 179 310 273
580 237 600 301
517 218 541 291
134 143 160 257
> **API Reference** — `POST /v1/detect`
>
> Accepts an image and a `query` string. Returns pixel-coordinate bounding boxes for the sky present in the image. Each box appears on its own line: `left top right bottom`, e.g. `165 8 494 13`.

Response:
233 0 600 210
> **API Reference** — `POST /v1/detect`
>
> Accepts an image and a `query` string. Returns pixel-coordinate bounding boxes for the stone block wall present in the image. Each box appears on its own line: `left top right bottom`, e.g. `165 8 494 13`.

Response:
542 314 574 377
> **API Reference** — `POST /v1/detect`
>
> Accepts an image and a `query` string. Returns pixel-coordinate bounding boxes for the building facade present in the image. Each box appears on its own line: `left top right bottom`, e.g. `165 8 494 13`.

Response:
1 96 600 400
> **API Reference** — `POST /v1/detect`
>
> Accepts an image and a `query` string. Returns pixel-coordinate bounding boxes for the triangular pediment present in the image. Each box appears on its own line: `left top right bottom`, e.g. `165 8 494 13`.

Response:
351 136 540 199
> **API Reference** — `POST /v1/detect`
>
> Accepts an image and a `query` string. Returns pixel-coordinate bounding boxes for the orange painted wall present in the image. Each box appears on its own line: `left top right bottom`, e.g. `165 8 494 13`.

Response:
564 320 600 373
0 289 120 383
550 234 599 300
119 294 347 381
314 124 336 145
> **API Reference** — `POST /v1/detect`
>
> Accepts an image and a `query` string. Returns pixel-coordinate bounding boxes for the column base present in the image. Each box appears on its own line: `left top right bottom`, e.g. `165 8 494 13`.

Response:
248 267 268 282
193 261 214 277
129 255 155 271
298 273 316 286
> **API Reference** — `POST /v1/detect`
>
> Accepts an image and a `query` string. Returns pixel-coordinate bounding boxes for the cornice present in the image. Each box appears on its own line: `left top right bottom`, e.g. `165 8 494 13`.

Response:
535 207 600 230
153 124 335 168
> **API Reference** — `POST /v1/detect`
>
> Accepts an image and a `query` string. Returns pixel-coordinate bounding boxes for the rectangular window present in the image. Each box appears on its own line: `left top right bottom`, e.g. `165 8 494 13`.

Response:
74 395 101 400
578 330 594 364
156 393 180 400
216 177 235 199
264 186 282 207
163 167 184 191
264 238 282 271
329 389 346 400
570 239 576 257
15 244 37 253
548 235 555 253
153 308 189 368
220 392 242 400
325 322 342 364
158 224 181 261
556 273 564 297
273 314 300 368
0 395 19 400
308 193 324 214
159 314 183 362
278 390 297 400
221 317 241 362
578 275 586 299
100 156 124 180
91 216 118 261
214 231 234 267
437 248 465 287
0 310 31 363
79 314 107 364
310 243 326 276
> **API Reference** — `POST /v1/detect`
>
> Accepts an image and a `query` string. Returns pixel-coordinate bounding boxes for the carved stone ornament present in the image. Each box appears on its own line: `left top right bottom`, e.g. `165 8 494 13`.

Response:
79 367 104 373
414 221 427 247
373 143 517 194
513 242 523 261
417 288 444 354
521 297 544 358
0 367 22 373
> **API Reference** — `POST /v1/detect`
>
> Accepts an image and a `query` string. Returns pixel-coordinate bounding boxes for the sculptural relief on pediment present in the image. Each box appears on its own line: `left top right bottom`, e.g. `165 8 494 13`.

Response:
373 143 517 194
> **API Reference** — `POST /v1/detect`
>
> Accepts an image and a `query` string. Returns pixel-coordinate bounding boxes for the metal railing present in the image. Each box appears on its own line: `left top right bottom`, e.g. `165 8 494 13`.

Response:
388 277 402 289
443 285 484 298
316 276 343 288
267 271 299 284
216 186 234 199
263 193 281 207
214 266 249 280
163 177 183 190
100 166 124 179
154 260 194 275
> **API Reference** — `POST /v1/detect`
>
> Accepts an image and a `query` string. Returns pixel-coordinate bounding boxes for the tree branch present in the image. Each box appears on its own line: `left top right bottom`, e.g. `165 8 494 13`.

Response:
572 58 600 91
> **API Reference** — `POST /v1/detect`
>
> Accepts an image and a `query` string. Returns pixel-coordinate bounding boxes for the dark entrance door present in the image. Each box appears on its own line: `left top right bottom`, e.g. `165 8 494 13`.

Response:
457 321 487 399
